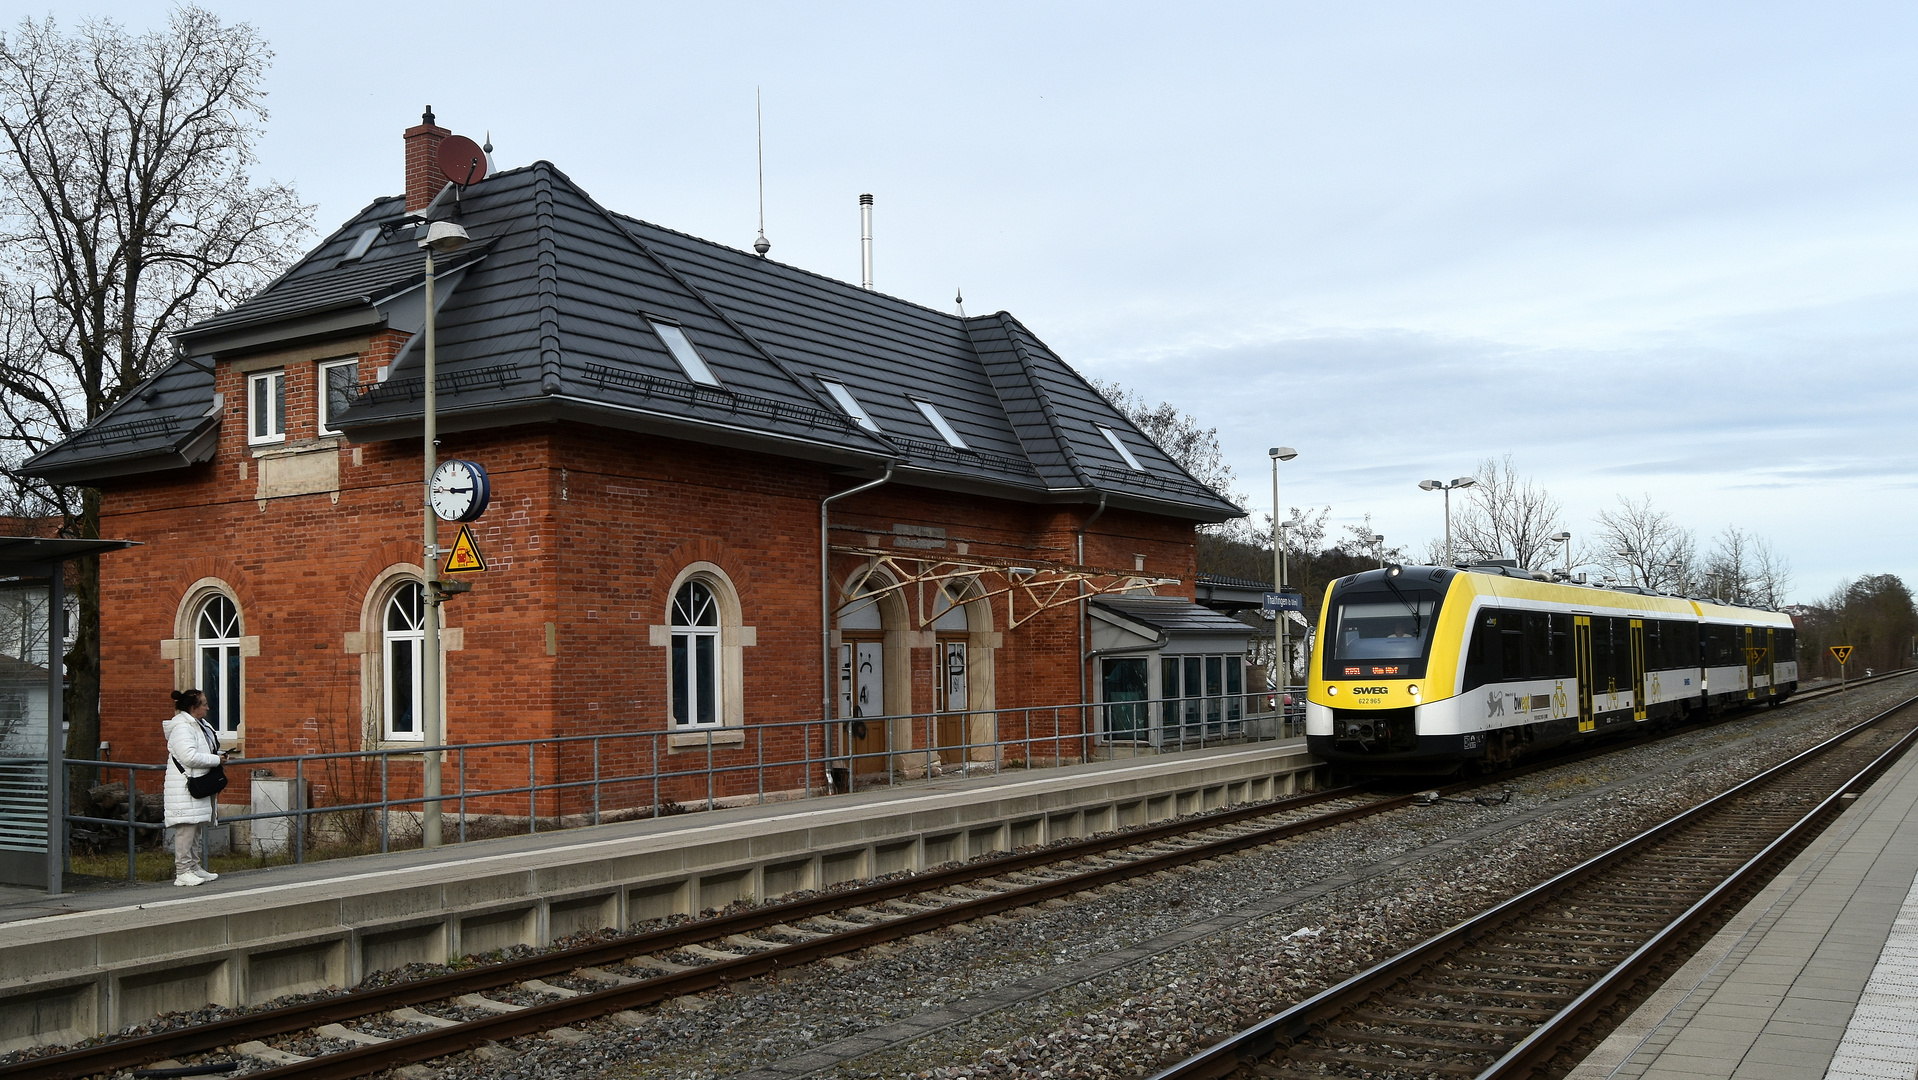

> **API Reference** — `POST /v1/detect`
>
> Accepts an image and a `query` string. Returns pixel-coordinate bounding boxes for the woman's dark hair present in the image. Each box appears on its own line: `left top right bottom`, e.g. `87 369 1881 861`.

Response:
172 689 206 711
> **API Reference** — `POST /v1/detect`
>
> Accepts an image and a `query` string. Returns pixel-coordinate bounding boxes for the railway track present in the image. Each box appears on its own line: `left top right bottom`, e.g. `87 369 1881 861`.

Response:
1148 689 1918 1080
20 671 1908 1080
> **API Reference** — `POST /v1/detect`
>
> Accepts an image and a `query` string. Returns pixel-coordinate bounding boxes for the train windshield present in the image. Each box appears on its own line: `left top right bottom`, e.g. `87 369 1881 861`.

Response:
1325 586 1444 677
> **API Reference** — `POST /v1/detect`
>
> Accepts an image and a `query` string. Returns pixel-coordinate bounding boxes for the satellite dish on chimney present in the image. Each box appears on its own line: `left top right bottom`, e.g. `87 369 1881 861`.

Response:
437 135 488 188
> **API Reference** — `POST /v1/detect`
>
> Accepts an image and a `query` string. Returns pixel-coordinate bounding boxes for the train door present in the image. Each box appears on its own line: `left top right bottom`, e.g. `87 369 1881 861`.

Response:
1630 620 1647 721
1745 626 1764 700
838 639 889 775
1574 615 1595 734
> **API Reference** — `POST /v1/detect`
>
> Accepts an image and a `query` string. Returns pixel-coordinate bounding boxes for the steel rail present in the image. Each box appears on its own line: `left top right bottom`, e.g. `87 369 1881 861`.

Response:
26 675 1902 1080
1144 691 1918 1080
13 785 1382 1080
172 794 1417 1080
1478 699 1918 1080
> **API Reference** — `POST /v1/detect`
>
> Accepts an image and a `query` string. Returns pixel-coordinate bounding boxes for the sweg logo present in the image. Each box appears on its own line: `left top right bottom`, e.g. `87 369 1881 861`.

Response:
1351 686 1389 696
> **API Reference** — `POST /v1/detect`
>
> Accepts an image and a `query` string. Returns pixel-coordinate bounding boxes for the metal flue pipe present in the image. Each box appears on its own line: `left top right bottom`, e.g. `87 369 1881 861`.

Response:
859 194 873 289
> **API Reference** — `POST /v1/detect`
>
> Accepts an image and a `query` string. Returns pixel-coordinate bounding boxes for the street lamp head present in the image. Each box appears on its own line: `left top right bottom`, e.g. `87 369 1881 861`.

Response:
1418 479 1442 491
1551 532 1571 542
419 220 471 253
1371 534 1385 544
1451 477 1476 488
1268 446 1298 461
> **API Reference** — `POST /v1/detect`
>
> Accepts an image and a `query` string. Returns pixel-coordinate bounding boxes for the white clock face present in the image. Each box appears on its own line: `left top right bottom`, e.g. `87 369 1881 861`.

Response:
431 460 487 522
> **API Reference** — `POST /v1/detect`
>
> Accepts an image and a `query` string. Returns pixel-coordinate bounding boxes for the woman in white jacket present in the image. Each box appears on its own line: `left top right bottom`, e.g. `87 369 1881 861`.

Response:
163 688 226 886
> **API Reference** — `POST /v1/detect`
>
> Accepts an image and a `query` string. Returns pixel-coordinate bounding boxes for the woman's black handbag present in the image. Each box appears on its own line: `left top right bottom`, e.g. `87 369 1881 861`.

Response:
174 757 228 799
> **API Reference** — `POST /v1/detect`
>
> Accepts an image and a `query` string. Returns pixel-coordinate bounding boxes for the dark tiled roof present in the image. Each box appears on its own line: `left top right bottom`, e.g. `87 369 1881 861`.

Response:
26 162 1243 521
1093 596 1259 636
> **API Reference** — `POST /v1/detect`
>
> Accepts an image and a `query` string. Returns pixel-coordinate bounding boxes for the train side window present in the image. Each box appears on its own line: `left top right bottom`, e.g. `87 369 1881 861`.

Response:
1500 616 1525 681
1549 613 1574 677
1613 617 1634 688
1590 620 1611 690
1464 608 1501 691
1644 620 1661 670
1523 612 1549 679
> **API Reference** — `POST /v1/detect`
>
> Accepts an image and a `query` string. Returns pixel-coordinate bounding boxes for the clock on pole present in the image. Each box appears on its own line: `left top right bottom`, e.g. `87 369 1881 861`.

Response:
430 459 491 522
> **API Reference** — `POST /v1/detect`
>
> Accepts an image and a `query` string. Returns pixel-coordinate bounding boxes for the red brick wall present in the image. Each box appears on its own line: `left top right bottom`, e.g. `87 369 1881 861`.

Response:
91 340 1201 818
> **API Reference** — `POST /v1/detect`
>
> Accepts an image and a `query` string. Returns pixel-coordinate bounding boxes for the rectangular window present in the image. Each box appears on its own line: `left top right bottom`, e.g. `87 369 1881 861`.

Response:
386 637 419 740
1096 425 1147 471
318 359 358 436
672 629 722 725
1550 613 1575 677
911 399 969 448
820 377 881 432
248 370 285 444
647 318 721 386
340 226 379 263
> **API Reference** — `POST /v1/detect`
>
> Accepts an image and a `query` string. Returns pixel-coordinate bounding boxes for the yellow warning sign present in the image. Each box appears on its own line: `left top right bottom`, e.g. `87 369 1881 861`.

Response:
1744 647 1769 666
1830 645 1853 665
444 525 487 574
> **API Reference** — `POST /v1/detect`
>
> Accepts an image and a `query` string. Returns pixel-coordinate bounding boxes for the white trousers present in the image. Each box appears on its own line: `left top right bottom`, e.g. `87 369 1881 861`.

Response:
173 822 203 877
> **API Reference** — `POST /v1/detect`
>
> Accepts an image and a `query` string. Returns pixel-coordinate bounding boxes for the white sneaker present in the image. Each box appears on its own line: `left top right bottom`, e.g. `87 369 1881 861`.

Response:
174 874 203 887
192 869 218 882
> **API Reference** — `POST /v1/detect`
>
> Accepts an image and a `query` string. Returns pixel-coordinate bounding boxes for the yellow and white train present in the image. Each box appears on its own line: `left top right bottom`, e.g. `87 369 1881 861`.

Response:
1305 562 1798 774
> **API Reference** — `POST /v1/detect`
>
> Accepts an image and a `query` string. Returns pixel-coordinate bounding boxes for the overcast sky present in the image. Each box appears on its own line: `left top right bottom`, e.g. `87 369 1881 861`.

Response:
34 2 1918 604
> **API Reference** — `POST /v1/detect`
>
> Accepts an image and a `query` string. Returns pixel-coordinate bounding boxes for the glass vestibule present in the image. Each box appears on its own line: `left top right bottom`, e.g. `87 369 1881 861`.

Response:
1100 651 1245 744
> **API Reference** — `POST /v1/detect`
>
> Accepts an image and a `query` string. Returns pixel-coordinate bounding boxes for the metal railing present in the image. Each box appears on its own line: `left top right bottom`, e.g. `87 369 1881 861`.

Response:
58 689 1308 884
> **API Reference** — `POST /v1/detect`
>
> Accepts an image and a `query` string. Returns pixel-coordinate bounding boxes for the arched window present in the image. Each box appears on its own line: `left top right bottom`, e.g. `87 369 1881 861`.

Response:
384 582 425 742
196 595 243 736
671 580 721 726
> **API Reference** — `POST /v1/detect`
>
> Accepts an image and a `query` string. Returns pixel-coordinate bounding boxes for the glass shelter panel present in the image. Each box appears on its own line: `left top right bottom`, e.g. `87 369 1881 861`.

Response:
0 577 55 886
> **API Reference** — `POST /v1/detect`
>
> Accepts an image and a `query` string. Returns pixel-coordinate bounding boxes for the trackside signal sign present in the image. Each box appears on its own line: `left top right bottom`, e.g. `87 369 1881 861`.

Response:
1830 645 1853 665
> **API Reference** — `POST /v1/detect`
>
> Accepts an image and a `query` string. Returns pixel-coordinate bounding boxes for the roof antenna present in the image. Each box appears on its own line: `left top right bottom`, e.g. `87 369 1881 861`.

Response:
753 88 771 257
955 287 965 316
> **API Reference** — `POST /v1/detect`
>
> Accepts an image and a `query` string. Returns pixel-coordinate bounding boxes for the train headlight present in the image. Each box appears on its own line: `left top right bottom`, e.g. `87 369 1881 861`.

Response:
1409 684 1421 697
1327 686 1338 696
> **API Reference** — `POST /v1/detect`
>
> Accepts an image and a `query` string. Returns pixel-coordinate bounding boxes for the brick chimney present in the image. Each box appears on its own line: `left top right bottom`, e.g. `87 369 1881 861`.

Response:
404 106 450 212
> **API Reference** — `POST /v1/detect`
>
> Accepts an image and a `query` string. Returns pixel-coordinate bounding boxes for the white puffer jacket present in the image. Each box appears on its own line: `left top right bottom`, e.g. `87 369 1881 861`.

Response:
162 712 223 826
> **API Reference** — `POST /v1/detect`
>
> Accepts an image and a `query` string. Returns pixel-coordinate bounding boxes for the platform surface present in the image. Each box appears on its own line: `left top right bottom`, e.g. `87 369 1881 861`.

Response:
1570 730 1918 1080
0 737 1304 929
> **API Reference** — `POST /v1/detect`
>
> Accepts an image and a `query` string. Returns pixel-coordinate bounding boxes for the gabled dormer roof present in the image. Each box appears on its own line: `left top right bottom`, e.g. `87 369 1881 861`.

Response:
25 162 1242 522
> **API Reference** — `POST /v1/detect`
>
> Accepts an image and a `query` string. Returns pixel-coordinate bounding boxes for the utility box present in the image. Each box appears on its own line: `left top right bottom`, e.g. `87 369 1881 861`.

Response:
249 775 308 857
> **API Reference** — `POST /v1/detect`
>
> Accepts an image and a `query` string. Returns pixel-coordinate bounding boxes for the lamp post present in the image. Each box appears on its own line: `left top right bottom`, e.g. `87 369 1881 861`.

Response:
1615 544 1639 587
1371 534 1386 569
1268 447 1297 701
418 219 470 848
1551 532 1572 579
1418 477 1476 566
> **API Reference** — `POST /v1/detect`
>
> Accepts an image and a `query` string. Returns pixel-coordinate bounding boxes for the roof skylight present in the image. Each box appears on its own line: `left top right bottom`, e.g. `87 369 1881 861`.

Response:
341 227 379 263
912 399 968 449
647 319 721 386
1097 425 1147 471
820 378 880 432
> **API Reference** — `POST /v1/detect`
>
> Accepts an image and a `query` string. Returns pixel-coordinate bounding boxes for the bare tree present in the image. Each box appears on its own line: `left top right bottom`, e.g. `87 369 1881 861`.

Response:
1750 538 1793 608
1703 527 1753 603
1591 494 1697 591
1451 455 1565 571
0 8 311 762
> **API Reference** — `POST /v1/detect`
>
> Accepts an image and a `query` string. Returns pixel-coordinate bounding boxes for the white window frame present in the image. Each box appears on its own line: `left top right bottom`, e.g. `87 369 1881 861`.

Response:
1096 424 1147 471
911 399 969 448
382 581 425 742
670 580 723 727
248 369 286 445
317 358 358 436
647 318 721 386
819 377 881 432
195 595 244 737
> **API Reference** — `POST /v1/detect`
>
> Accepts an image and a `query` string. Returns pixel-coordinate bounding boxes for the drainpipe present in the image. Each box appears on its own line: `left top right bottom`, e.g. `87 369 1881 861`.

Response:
1076 494 1110 734
821 464 895 789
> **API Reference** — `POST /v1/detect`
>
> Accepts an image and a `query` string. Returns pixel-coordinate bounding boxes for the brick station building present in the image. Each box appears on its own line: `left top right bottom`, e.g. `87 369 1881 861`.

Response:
27 112 1243 818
